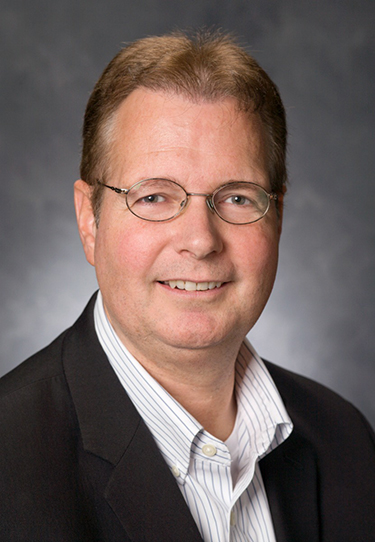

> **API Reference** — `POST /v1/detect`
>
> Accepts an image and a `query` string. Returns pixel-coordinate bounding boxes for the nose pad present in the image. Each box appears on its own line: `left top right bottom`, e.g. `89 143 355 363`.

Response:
205 197 215 213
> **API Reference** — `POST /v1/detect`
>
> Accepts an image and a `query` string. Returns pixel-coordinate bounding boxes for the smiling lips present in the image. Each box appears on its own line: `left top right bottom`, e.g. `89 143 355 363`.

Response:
161 280 223 291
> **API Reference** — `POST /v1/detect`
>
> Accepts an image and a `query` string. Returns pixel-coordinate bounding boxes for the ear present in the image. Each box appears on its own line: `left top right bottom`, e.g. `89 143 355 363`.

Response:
74 180 97 266
276 184 287 236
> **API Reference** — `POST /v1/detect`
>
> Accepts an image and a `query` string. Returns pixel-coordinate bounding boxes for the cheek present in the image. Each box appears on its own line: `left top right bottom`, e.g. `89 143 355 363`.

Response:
95 219 162 281
233 228 280 301
259 232 279 269
237 227 279 271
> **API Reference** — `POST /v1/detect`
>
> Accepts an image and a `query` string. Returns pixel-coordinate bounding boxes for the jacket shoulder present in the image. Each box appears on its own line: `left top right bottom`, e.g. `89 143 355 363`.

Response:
0 293 98 399
0 329 70 399
264 359 375 445
262 361 375 541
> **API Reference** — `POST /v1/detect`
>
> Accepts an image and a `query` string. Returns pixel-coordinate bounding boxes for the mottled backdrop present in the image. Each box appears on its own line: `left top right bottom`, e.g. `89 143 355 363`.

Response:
1 1 374 426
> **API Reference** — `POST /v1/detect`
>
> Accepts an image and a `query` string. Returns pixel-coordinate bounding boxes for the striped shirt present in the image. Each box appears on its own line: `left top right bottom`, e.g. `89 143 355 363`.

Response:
94 291 293 541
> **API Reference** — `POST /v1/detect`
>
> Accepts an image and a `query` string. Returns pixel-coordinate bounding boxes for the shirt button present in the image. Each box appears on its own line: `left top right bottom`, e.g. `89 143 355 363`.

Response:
171 465 180 477
202 444 217 457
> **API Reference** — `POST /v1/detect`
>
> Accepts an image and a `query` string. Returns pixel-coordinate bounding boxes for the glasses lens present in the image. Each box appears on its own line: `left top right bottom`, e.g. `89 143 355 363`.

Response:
213 182 270 224
127 179 186 221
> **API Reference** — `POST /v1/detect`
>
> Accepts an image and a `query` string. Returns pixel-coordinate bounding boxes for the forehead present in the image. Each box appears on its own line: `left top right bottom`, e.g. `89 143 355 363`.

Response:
108 88 268 184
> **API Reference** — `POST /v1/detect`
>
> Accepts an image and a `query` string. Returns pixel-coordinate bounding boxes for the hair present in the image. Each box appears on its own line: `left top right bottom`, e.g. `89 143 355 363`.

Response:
80 29 287 219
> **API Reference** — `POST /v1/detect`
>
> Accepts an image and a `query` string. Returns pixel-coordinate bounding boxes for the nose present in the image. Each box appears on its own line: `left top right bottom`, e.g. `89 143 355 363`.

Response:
172 196 224 259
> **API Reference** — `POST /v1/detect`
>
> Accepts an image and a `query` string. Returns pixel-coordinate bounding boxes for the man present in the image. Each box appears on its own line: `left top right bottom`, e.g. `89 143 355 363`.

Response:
1 31 374 542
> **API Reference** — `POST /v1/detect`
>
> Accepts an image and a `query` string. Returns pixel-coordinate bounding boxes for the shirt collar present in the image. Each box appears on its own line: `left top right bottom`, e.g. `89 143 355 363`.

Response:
94 291 201 481
236 340 293 459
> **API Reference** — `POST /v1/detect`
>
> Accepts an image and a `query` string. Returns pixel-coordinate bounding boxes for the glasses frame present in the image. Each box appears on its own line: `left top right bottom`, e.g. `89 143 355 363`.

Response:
97 178 278 225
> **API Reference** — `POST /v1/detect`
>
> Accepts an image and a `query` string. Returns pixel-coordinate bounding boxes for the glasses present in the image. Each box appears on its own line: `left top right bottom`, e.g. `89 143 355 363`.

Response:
98 178 278 225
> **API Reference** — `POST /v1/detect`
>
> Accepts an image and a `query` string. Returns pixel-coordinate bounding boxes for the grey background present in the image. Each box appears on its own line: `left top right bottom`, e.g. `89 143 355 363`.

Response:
1 1 374 426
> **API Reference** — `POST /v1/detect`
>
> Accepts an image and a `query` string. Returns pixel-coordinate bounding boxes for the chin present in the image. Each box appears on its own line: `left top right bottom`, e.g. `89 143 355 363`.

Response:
156 316 245 352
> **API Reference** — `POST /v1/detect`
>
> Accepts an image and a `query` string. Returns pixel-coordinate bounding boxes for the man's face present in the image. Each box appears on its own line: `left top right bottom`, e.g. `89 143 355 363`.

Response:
75 88 282 364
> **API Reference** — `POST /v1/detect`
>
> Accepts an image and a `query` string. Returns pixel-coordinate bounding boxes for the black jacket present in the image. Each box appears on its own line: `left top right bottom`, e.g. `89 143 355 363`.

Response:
1 294 375 541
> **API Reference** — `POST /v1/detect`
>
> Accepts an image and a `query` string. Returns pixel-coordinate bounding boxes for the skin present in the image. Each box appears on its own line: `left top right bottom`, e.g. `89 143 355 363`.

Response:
75 88 284 440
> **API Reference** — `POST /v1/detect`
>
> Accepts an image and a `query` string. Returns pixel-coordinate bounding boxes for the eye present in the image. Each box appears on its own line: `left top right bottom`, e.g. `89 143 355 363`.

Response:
138 193 166 204
224 194 253 206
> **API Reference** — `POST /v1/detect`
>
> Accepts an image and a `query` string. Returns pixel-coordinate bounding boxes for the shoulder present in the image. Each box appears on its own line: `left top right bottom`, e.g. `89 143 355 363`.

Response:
0 301 102 538
0 328 78 442
0 292 98 401
261 361 375 538
264 359 375 449
0 330 69 399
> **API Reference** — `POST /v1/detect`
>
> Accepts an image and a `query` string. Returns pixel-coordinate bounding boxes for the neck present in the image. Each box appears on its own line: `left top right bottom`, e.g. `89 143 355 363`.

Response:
122 336 241 441
150 355 238 441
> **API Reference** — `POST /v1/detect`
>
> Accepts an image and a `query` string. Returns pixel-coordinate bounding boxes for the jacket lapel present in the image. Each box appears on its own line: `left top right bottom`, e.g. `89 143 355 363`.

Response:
104 420 203 541
260 430 320 542
63 295 202 541
260 359 322 542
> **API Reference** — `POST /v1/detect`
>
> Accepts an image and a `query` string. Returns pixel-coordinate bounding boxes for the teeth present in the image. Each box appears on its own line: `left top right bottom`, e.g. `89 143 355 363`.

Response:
166 280 222 291
185 281 197 291
197 282 209 291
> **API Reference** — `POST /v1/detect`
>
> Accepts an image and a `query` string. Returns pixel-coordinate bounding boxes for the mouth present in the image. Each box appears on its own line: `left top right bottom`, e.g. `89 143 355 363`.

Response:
159 280 223 291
